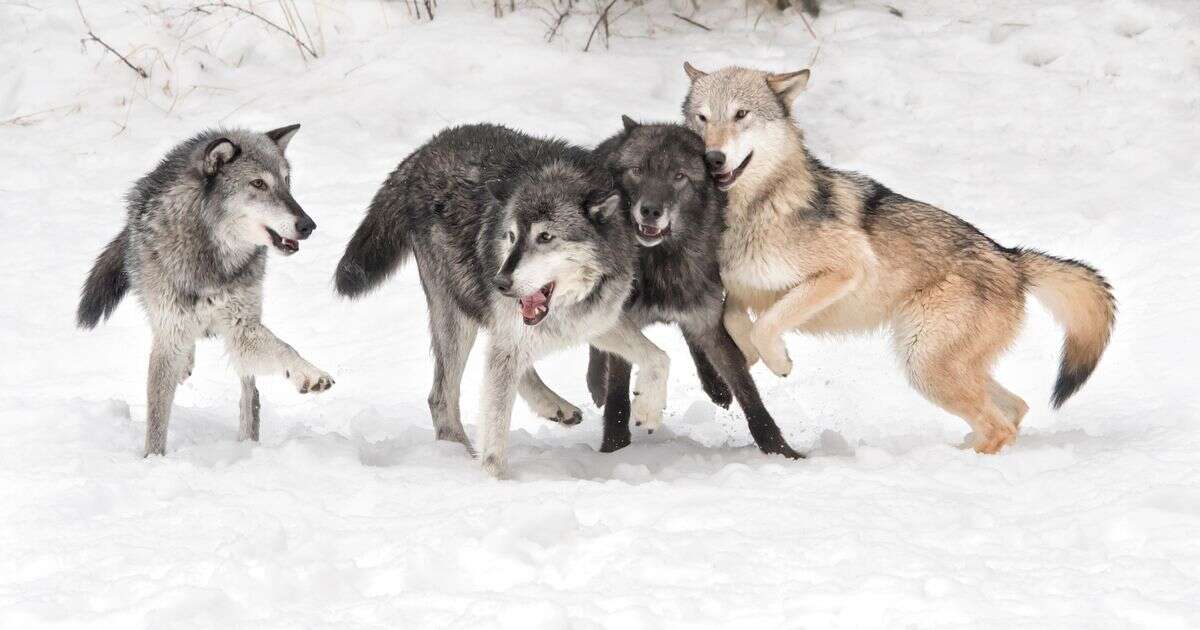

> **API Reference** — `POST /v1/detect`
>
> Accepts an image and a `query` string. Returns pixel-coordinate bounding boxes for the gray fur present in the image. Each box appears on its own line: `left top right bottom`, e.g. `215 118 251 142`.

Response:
335 124 671 478
76 126 333 456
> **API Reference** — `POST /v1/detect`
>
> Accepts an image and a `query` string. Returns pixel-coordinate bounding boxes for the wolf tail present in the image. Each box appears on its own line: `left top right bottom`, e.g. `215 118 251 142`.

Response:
77 229 130 329
335 177 412 299
1015 248 1116 408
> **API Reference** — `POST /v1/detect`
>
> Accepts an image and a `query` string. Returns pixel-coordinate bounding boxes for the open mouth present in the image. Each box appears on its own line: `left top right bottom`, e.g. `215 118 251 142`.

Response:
265 227 299 255
636 222 671 246
518 282 555 326
712 152 753 191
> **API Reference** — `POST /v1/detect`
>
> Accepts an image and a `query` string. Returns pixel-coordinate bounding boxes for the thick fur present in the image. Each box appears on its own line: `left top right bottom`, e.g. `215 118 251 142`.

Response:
334 124 671 478
682 64 1116 453
76 126 333 456
568 120 800 458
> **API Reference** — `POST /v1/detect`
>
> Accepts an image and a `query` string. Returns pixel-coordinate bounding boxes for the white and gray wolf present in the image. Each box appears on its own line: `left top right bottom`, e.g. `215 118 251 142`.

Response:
76 125 334 456
681 63 1116 453
333 123 670 478
574 117 801 458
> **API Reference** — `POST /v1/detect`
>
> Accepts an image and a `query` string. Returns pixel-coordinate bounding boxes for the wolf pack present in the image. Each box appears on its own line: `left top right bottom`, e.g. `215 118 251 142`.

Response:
76 64 1116 478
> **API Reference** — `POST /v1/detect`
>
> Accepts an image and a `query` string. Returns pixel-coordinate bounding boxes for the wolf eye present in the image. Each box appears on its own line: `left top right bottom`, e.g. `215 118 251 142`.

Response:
536 232 554 244
674 172 686 181
696 114 707 123
507 231 515 243
735 109 749 120
250 179 267 190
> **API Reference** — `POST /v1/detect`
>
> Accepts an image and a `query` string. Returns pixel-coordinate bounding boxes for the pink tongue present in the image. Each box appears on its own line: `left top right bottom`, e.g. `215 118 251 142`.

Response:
520 292 547 318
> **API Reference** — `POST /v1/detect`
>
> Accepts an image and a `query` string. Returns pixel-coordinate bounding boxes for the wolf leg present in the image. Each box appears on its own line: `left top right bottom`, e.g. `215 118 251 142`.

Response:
722 296 760 367
585 346 610 408
987 377 1029 428
599 355 633 452
590 317 669 432
226 322 333 394
178 343 195 385
478 341 524 479
518 369 582 426
238 376 261 442
683 324 801 459
145 334 191 456
686 336 732 409
751 270 861 377
427 300 477 451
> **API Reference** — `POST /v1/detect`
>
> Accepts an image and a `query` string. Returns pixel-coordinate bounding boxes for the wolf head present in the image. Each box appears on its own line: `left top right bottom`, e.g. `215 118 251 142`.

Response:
197 125 316 256
680 63 810 191
489 162 621 326
603 117 717 248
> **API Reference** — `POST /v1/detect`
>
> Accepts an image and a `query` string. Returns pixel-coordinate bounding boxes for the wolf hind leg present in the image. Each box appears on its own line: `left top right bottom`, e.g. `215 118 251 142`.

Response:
238 376 261 442
987 377 1029 428
426 295 477 453
519 369 582 426
145 334 191 456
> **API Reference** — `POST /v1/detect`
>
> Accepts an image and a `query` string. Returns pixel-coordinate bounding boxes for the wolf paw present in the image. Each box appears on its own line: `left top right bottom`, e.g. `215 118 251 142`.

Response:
481 453 508 479
753 330 792 377
631 392 664 433
287 365 334 394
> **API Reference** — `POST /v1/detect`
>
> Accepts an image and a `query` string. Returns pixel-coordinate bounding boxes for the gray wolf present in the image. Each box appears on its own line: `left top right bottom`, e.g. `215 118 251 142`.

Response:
574 117 800 458
333 123 670 478
76 125 334 456
681 63 1116 453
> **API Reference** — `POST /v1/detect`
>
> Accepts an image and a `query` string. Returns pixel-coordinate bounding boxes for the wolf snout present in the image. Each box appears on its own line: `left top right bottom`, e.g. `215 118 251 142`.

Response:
639 203 664 221
296 214 316 240
493 273 515 294
704 150 726 171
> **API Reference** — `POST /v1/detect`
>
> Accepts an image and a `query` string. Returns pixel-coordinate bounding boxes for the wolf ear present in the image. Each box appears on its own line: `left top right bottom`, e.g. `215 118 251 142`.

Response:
683 61 708 82
202 137 240 177
621 115 639 134
766 69 810 104
586 191 621 225
265 124 301 152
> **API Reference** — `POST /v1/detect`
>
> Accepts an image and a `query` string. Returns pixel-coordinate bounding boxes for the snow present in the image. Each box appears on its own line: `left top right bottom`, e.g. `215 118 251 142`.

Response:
2 0 1199 627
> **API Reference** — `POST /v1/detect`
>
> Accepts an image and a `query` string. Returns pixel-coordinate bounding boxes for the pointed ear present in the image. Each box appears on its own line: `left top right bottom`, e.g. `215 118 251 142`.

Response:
766 69 810 104
265 124 301 152
586 191 622 225
621 115 639 134
484 179 508 202
202 137 240 177
683 61 708 82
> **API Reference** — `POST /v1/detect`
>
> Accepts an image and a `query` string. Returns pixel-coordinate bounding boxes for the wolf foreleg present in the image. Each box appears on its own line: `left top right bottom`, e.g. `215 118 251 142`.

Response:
589 317 669 432
752 269 862 377
518 369 582 426
226 322 333 394
478 343 524 479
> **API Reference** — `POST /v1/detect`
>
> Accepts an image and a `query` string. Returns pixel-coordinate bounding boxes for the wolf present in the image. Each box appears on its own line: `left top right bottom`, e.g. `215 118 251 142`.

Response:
565 117 800 458
76 125 334 456
680 63 1116 453
333 123 670 478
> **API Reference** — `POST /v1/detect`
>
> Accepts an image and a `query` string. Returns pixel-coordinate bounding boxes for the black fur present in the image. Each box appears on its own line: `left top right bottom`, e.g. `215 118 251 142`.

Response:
588 121 800 458
76 229 130 329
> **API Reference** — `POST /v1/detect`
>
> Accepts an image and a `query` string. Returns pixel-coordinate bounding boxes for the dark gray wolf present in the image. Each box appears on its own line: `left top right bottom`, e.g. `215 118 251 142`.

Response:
574 117 800 458
681 63 1116 453
334 124 670 478
76 125 334 456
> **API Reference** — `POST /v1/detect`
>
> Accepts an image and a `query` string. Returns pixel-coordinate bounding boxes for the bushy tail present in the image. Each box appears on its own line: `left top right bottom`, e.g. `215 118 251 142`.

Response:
77 229 130 329
334 179 412 298
1016 249 1116 408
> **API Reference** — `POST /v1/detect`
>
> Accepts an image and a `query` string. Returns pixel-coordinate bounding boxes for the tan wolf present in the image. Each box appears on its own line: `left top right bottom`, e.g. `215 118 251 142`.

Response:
681 63 1115 453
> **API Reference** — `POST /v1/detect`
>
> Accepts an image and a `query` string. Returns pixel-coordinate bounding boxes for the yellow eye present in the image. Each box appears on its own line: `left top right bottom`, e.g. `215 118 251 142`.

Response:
536 232 554 244
735 109 748 120
674 172 685 181
697 114 708 123
250 179 267 190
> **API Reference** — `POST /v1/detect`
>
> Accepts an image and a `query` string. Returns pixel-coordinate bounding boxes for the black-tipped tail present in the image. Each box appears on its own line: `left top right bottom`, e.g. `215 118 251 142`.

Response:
77 229 130 329
335 182 412 298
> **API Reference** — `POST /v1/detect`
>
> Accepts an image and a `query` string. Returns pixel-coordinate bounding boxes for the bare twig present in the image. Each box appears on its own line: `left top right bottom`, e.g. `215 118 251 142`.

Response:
798 10 817 39
672 12 710 31
545 5 571 43
191 1 318 59
74 0 149 78
583 0 618 52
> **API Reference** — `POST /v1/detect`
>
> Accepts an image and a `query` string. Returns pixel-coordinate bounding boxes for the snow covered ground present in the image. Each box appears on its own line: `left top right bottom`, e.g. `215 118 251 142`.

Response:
2 0 1199 627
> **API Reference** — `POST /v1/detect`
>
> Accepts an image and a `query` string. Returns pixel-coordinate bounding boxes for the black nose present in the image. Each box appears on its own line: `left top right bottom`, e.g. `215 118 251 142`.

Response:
493 274 513 293
704 151 726 171
640 204 663 220
296 214 316 239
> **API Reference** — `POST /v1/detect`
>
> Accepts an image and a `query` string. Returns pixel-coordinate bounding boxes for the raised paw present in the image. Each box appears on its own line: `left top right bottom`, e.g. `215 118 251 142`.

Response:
752 329 792 377
287 366 335 394
551 407 583 426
